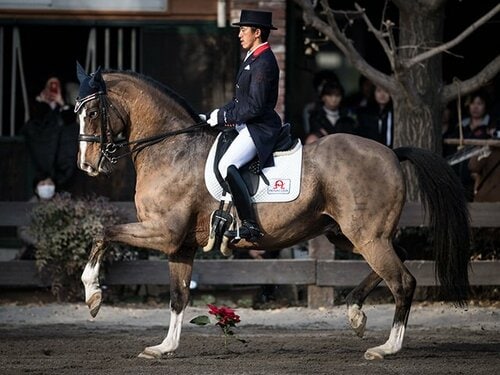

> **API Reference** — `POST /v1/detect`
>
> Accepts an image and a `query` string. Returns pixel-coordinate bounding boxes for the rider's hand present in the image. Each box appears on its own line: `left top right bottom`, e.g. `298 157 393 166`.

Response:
207 109 219 127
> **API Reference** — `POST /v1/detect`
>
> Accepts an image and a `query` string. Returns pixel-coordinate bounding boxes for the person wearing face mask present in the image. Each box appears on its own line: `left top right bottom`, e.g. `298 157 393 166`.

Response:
16 174 57 259
35 176 56 201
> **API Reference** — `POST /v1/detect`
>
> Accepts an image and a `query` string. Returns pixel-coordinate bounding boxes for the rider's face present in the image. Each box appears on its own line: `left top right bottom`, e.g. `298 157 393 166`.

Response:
238 26 261 51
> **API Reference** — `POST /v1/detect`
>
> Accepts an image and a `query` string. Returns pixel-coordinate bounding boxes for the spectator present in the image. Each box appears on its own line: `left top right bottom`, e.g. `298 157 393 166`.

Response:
22 77 79 193
17 173 58 260
447 89 497 200
302 70 340 140
468 147 500 202
459 90 496 139
304 80 356 144
356 85 394 148
344 75 374 113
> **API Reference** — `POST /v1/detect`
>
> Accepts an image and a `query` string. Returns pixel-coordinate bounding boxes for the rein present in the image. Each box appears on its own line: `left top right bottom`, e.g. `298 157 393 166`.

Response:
75 92 209 165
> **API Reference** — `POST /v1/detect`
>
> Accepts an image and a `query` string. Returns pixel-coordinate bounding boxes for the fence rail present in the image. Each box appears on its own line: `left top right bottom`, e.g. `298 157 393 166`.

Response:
1 201 499 307
0 259 499 289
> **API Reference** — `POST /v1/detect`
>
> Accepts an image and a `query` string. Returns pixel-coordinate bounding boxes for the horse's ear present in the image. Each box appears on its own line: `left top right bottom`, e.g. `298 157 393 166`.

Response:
76 61 88 83
89 66 103 89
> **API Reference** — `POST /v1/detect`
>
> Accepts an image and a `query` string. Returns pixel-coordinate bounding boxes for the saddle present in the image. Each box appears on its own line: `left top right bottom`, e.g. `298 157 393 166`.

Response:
212 123 294 195
204 123 295 255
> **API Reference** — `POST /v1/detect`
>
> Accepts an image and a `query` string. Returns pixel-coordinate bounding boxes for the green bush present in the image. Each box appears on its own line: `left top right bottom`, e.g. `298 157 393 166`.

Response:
28 193 138 300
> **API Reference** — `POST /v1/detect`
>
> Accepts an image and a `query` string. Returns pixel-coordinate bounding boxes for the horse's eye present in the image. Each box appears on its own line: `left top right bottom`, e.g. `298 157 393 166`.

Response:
88 110 99 119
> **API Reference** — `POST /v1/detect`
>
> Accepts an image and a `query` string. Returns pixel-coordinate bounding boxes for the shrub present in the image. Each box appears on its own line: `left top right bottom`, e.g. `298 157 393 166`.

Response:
28 193 137 300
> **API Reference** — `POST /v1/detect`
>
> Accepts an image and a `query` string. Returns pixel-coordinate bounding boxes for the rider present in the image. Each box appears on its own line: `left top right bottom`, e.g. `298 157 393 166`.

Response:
207 9 282 242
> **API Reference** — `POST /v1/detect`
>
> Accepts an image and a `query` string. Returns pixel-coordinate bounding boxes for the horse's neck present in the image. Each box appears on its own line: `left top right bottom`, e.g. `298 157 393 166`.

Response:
112 93 190 141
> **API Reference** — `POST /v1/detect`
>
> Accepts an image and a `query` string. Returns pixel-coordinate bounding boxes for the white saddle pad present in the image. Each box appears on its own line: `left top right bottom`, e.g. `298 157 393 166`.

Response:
204 134 303 203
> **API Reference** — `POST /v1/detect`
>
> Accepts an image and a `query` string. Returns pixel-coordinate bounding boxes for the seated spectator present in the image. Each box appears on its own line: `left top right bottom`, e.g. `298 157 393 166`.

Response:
356 85 394 148
459 90 496 139
447 89 497 200
468 147 500 202
304 80 356 144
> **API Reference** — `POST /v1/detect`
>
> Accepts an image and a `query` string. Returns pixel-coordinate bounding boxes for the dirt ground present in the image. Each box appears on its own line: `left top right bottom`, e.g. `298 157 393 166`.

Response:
0 325 499 375
0 302 498 375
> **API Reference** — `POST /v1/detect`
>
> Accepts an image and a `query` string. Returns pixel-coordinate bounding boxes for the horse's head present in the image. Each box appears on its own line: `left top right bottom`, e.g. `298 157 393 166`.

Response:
74 61 124 176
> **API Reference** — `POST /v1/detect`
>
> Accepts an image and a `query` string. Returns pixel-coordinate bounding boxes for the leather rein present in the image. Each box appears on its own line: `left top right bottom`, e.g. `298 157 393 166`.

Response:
74 91 208 168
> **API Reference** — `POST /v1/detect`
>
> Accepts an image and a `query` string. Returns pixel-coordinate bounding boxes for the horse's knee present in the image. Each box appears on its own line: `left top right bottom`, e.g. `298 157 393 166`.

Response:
170 282 191 313
402 272 416 300
394 244 408 262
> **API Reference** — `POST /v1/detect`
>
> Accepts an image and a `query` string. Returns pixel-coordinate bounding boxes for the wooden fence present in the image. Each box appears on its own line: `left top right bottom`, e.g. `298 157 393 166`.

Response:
1 202 499 307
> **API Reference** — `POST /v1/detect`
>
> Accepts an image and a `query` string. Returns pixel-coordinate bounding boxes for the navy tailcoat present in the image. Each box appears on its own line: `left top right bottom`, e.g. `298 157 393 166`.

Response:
217 44 282 168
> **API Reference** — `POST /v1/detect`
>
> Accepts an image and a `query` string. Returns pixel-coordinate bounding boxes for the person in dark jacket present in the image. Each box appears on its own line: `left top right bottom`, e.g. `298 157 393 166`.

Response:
356 85 394 148
305 80 356 144
22 77 79 192
206 9 282 242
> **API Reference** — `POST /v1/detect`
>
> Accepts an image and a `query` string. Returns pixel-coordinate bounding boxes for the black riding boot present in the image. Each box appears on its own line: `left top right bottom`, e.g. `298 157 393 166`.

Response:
224 165 264 242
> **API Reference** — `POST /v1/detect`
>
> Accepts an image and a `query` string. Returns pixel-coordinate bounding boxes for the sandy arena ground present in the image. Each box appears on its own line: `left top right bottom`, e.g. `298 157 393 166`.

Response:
0 302 498 374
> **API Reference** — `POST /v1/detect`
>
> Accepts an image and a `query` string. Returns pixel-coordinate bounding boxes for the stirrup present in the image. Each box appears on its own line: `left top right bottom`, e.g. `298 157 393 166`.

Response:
224 220 264 242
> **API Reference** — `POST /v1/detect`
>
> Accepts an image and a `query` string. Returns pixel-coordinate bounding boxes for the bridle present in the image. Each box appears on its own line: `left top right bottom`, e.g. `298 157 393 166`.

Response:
74 91 209 170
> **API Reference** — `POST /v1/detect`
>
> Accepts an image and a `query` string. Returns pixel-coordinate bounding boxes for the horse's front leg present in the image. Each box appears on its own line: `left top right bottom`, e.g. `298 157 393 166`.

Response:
139 247 196 359
81 221 183 318
81 237 106 317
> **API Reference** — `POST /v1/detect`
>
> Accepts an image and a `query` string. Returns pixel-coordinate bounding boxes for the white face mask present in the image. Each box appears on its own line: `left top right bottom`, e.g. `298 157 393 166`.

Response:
37 185 55 200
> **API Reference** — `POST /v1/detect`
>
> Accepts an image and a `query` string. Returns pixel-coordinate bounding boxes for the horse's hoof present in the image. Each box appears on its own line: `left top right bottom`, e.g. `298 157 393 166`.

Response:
87 291 102 318
348 307 367 338
138 348 162 359
364 348 384 360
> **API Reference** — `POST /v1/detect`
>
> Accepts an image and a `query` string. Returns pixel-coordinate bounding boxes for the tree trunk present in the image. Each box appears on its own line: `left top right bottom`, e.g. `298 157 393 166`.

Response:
392 4 445 200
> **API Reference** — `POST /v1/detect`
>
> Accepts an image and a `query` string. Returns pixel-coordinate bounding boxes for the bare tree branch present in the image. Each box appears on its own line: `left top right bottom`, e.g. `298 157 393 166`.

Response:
293 0 396 90
353 3 396 71
442 55 500 104
404 3 500 69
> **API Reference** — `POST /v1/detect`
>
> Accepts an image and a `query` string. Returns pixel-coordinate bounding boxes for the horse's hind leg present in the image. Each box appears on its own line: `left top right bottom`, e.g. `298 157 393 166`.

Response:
139 247 196 359
358 240 415 360
346 245 408 338
81 237 107 317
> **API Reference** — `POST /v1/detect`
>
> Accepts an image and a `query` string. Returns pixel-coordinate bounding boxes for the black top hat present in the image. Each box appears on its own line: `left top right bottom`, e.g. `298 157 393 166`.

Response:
232 9 277 30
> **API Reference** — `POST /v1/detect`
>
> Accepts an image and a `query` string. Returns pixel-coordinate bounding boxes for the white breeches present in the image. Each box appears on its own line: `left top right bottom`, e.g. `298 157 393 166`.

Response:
218 124 258 179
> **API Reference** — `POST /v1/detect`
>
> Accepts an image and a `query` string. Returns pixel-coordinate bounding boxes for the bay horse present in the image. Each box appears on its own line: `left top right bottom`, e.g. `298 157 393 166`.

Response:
75 65 470 360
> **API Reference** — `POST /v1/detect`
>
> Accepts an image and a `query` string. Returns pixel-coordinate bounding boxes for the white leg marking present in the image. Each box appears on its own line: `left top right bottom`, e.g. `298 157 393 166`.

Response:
139 308 185 359
348 304 367 338
364 322 406 360
81 262 102 317
81 262 101 302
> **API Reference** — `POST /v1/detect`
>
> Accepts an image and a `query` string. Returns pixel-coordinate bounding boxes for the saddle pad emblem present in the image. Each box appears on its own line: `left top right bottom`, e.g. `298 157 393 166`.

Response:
267 179 291 194
205 134 303 203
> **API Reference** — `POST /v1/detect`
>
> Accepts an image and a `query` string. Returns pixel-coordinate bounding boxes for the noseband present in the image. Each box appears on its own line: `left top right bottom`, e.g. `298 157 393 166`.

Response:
75 91 209 170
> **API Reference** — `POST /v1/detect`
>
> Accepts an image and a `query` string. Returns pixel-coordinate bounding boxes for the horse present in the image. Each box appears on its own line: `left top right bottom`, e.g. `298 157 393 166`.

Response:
75 64 470 361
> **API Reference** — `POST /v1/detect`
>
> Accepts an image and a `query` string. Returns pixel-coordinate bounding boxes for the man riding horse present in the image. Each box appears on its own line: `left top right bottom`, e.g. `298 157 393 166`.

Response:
206 9 282 242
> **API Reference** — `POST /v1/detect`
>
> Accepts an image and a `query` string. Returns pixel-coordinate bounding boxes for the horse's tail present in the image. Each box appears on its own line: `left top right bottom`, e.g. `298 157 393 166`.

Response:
394 147 471 306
